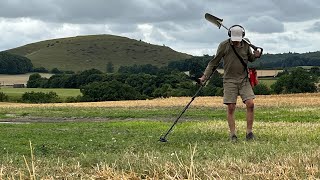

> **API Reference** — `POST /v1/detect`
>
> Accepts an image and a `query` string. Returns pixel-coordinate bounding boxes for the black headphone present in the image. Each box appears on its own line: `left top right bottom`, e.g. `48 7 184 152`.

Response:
228 25 245 37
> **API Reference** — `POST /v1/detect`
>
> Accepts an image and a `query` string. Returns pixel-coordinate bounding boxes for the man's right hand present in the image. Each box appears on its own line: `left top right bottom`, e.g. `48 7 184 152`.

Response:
198 75 206 85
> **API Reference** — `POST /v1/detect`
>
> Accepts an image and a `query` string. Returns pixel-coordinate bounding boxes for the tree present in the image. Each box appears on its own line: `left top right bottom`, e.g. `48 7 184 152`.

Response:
271 68 318 94
253 83 271 95
106 62 114 73
80 80 141 101
27 73 48 88
0 52 33 74
310 66 320 76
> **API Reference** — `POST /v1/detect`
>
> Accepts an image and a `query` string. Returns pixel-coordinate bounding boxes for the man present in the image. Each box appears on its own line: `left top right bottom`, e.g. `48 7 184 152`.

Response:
199 25 262 141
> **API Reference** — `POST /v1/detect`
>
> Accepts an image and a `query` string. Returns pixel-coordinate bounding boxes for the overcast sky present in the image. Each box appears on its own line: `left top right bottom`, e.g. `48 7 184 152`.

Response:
1 0 320 56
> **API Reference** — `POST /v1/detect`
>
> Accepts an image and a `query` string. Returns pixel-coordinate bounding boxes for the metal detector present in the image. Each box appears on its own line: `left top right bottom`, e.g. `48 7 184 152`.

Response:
159 65 219 142
205 13 263 57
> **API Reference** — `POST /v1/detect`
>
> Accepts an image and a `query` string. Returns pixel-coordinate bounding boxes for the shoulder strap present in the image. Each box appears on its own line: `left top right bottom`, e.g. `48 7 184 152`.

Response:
230 44 248 74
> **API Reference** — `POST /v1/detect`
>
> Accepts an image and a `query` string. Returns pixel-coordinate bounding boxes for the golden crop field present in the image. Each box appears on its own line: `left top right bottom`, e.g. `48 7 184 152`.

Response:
217 69 283 77
0 93 319 108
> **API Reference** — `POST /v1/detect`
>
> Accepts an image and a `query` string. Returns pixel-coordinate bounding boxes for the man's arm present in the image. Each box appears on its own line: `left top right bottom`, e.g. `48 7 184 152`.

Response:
199 42 225 83
245 38 262 62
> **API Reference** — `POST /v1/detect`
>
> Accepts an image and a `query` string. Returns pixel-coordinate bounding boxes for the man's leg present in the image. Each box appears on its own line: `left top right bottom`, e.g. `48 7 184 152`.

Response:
245 99 254 134
227 103 236 136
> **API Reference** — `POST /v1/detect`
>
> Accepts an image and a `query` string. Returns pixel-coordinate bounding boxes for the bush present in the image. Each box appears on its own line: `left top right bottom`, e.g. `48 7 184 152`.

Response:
271 68 317 94
21 91 59 103
65 95 83 103
0 92 9 102
80 81 142 101
253 83 271 95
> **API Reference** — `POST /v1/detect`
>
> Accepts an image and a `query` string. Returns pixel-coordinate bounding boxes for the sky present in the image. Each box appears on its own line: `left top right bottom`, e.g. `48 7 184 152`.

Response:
1 0 320 56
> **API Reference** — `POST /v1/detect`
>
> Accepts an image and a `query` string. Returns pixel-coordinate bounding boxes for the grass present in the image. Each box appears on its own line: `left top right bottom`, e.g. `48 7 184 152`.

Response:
7 35 192 72
0 93 319 179
0 87 81 101
258 77 277 87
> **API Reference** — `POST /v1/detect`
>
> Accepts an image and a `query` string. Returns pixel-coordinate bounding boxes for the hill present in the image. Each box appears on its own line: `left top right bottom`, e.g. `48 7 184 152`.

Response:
6 35 192 72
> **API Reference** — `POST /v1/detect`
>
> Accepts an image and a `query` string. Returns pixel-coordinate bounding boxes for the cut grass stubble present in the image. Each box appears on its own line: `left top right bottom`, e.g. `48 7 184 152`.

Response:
0 93 319 179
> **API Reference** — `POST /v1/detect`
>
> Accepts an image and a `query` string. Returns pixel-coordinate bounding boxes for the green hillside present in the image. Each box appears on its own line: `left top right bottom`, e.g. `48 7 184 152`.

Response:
6 35 192 72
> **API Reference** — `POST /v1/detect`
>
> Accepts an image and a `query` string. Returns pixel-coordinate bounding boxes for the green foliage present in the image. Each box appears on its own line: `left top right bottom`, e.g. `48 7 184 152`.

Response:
253 83 271 95
0 52 33 74
118 64 159 75
65 95 83 103
252 51 320 69
0 92 8 102
106 62 114 73
80 81 142 101
27 73 49 88
21 91 59 103
271 68 318 94
51 68 63 74
33 67 49 73
310 66 320 76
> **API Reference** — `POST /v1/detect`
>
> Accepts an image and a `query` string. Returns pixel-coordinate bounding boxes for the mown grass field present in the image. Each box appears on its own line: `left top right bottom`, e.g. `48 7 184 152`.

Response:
0 87 81 102
0 93 319 179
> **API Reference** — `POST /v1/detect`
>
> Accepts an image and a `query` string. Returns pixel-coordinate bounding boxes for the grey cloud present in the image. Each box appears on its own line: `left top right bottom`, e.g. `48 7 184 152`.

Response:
0 0 205 24
1 0 320 54
108 24 138 34
1 0 320 24
306 21 320 32
243 16 284 33
271 0 320 22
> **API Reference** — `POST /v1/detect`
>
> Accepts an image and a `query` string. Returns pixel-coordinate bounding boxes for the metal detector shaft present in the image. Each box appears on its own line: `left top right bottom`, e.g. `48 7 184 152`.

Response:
159 83 204 142
159 66 218 142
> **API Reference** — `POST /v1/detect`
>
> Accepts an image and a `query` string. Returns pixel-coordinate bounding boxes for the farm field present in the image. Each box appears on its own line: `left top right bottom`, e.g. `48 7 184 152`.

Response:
217 69 283 77
0 73 53 86
258 77 278 87
0 87 81 101
0 93 319 179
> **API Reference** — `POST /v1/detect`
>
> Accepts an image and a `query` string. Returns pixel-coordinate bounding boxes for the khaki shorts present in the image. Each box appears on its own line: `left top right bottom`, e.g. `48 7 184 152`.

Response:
223 79 255 104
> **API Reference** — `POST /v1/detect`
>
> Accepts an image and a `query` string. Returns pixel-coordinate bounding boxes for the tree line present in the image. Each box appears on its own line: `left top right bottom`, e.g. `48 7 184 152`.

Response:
27 63 224 101
0 52 33 74
1 50 320 75
26 63 319 102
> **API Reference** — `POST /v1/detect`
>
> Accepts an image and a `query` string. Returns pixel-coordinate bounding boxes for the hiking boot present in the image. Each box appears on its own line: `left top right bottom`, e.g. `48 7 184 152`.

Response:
246 132 255 141
230 134 238 142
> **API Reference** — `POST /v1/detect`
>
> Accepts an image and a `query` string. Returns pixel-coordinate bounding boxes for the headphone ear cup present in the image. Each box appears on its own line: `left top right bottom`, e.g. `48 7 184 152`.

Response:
238 25 245 37
242 28 245 37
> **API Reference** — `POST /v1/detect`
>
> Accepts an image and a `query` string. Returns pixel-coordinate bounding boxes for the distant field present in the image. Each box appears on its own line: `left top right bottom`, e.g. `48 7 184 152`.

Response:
0 73 53 85
217 69 283 77
0 87 81 101
259 77 278 87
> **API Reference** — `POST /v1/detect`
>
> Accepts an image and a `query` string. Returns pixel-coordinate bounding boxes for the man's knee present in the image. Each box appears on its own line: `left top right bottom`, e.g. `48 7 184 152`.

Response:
245 99 254 109
227 103 236 114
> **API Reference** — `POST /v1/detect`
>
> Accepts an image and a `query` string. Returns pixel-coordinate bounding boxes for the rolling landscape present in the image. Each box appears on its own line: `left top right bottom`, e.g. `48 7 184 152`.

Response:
6 35 192 72
1 0 320 179
1 26 320 180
